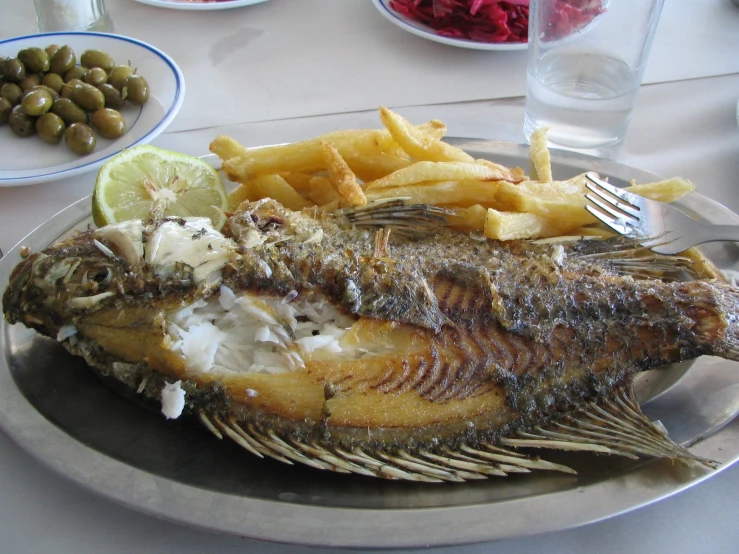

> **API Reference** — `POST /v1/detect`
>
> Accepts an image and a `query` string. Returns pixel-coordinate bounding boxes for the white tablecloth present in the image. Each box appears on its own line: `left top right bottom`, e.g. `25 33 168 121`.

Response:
1 1 739 552
2 0 739 132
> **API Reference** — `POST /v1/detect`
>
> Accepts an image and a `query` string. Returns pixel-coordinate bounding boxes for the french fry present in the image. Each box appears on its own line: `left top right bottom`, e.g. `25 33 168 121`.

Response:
493 175 597 226
485 210 542 241
246 175 315 211
573 226 616 238
529 128 552 182
220 129 400 182
228 182 255 209
680 247 728 281
213 112 698 246
484 209 577 241
366 180 502 208
344 154 413 182
417 119 447 139
476 159 527 183
364 161 511 191
322 199 342 211
321 141 367 207
625 177 694 203
280 172 316 194
216 119 446 184
495 174 695 229
210 134 250 163
446 204 487 232
307 176 342 207
379 106 475 163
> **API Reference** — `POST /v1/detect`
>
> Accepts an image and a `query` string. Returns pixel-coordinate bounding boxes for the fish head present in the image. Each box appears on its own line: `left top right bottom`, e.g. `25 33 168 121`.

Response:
3 217 238 338
2 231 127 335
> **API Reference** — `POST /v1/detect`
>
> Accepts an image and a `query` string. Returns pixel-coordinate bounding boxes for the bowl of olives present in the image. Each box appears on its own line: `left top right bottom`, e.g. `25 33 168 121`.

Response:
0 32 184 187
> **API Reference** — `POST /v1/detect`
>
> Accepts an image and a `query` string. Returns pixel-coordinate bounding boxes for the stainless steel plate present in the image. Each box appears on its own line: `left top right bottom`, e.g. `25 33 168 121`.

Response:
1 139 739 549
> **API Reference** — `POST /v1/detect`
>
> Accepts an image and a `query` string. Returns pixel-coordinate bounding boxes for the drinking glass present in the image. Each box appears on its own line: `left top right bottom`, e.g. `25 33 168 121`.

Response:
523 0 665 150
34 0 114 33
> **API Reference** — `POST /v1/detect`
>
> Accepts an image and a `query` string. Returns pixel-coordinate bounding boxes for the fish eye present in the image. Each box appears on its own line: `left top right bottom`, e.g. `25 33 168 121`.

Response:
81 266 113 289
91 269 109 283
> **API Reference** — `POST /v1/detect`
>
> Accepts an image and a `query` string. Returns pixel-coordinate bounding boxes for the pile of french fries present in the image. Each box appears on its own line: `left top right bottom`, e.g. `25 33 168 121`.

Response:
209 107 694 241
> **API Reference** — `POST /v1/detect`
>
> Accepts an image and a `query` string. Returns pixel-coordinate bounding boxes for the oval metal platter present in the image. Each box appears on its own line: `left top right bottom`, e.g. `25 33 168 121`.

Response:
1 139 739 548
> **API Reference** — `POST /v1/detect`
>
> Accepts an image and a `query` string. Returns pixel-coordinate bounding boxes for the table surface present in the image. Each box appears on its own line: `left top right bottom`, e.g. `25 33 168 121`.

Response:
1 1 739 552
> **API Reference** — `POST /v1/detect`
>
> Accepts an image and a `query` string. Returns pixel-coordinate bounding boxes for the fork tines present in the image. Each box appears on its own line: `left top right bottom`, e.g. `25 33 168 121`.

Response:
584 172 641 235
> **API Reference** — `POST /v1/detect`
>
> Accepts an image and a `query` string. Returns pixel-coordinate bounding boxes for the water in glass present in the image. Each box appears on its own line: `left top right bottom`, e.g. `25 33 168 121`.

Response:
34 0 114 33
524 51 638 149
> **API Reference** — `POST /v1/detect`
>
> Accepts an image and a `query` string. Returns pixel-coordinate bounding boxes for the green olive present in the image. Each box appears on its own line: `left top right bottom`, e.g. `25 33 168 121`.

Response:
65 122 96 155
123 74 149 105
8 105 36 137
84 67 108 87
18 74 42 92
35 112 66 144
60 78 84 99
41 72 65 93
71 83 105 111
0 97 12 125
45 44 61 59
51 97 88 125
64 66 89 82
21 88 53 116
29 85 60 101
2 58 26 83
21 88 54 117
91 108 126 139
50 45 76 75
108 65 134 91
80 50 115 72
18 48 50 73
98 83 126 109
0 83 23 105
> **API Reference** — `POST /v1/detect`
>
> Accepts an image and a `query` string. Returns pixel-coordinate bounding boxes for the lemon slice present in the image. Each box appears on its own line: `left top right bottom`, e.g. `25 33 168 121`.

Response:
92 145 229 229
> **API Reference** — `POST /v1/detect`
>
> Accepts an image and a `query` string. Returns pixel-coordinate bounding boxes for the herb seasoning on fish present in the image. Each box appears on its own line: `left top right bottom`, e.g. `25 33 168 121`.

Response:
4 199 739 481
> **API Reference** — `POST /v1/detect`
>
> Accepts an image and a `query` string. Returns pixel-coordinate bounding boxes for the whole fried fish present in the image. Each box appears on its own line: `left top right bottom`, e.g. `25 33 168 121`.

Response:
4 199 739 482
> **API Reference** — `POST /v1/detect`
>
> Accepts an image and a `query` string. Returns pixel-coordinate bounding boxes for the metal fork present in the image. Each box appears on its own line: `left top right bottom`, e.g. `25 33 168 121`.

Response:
584 172 739 255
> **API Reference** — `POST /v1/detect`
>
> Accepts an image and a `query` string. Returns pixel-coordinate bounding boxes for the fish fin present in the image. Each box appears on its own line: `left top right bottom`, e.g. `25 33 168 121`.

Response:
204 385 715 482
212 419 577 481
566 235 695 279
337 199 451 237
504 384 717 469
372 227 391 258
209 413 578 481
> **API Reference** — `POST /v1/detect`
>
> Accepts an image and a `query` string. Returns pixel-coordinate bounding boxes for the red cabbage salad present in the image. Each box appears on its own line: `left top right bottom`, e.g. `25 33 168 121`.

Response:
388 0 604 44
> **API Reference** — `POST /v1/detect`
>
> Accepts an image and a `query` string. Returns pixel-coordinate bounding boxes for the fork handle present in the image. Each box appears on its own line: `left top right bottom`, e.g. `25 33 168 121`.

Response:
700 225 739 244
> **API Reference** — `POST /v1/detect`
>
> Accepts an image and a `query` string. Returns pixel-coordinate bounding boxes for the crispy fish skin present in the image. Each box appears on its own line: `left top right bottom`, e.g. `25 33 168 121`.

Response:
3 200 739 480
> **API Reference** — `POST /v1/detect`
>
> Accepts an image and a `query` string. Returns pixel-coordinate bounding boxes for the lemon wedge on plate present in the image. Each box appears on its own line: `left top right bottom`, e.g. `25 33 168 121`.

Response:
92 145 229 229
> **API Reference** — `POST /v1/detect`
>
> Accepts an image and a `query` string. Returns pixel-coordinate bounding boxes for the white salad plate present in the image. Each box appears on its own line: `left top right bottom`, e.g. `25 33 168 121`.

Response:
131 0 271 11
0 32 184 187
1 139 739 548
371 0 528 51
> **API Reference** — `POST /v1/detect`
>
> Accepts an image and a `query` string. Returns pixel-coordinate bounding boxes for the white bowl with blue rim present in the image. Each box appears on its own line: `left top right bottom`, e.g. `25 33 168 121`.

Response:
0 32 185 187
